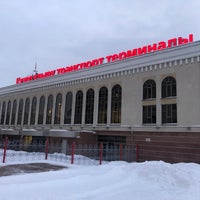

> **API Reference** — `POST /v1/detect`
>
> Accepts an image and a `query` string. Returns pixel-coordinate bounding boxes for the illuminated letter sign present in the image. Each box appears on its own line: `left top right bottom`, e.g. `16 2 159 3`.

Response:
16 34 194 84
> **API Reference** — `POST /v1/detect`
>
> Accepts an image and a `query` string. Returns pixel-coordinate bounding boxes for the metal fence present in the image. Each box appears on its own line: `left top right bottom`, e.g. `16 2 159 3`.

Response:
0 137 136 165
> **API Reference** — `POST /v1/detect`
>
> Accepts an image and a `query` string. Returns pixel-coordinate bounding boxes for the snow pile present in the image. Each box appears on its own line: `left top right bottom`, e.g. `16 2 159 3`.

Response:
0 160 200 200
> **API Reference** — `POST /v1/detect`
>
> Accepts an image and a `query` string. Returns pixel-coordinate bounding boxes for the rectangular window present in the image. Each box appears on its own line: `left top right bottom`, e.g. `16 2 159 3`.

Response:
162 104 177 123
143 105 156 124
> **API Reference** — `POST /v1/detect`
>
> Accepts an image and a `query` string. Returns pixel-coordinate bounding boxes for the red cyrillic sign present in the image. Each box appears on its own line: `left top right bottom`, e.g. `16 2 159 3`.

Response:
16 34 194 84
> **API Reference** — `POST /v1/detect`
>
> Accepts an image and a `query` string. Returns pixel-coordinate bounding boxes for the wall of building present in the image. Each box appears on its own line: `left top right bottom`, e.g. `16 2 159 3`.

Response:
1 41 200 163
176 61 200 126
0 57 200 130
1 57 200 126
131 131 200 163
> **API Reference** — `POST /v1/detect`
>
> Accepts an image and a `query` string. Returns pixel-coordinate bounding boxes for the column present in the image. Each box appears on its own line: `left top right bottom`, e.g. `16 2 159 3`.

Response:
60 92 65 126
21 98 25 126
93 87 99 125
28 98 32 125
43 94 48 125
71 90 76 125
156 76 161 126
35 96 39 126
107 85 111 125
15 99 19 126
3 101 7 125
9 100 13 125
81 89 86 125
51 93 55 125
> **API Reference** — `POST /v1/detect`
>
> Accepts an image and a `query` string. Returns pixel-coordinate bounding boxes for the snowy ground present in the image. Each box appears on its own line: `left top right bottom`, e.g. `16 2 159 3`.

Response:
0 159 200 200
0 150 200 199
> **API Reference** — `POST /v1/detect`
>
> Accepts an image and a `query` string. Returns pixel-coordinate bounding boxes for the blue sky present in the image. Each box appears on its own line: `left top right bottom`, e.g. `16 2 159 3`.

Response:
0 0 200 87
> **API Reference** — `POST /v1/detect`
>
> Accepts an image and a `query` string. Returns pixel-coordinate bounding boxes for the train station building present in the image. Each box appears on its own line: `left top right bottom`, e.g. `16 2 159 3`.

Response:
1 34 200 162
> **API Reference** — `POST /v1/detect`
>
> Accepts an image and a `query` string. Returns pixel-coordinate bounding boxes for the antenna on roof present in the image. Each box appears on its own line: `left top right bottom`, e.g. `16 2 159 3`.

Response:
33 62 38 75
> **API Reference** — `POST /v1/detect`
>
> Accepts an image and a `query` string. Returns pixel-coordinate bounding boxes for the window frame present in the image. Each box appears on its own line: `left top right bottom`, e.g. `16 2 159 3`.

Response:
161 76 176 98
162 104 177 124
143 79 156 100
64 92 73 124
17 99 24 125
38 96 45 125
54 93 62 124
111 84 122 123
98 87 108 124
143 105 156 124
23 98 30 125
85 88 95 124
46 95 54 124
74 90 83 124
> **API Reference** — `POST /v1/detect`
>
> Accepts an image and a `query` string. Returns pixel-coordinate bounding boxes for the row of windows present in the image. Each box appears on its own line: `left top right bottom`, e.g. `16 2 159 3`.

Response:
143 76 176 99
143 76 177 124
143 104 177 124
0 76 177 126
0 85 122 126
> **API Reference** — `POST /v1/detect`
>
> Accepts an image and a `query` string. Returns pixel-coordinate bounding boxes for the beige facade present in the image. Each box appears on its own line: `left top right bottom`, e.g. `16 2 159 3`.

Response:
0 40 200 162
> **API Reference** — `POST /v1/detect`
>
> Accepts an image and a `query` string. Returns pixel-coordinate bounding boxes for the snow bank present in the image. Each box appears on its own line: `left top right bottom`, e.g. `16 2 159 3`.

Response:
0 160 200 200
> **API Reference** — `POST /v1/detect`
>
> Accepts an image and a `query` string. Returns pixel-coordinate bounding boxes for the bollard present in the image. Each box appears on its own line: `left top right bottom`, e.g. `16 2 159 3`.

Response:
45 138 49 160
71 142 75 164
3 137 8 163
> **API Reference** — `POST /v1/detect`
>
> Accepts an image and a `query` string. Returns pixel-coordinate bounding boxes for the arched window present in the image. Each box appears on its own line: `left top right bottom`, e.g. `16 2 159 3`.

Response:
46 95 53 124
143 79 156 99
11 100 17 125
54 93 62 124
30 97 37 125
38 96 45 125
0 101 6 125
64 92 73 124
74 90 83 124
111 84 122 123
98 87 108 124
17 99 24 125
85 89 94 124
5 101 11 125
23 98 30 125
162 76 176 98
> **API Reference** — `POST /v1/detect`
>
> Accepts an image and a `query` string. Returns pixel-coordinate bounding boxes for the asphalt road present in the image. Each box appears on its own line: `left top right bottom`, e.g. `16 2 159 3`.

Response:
0 163 67 177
